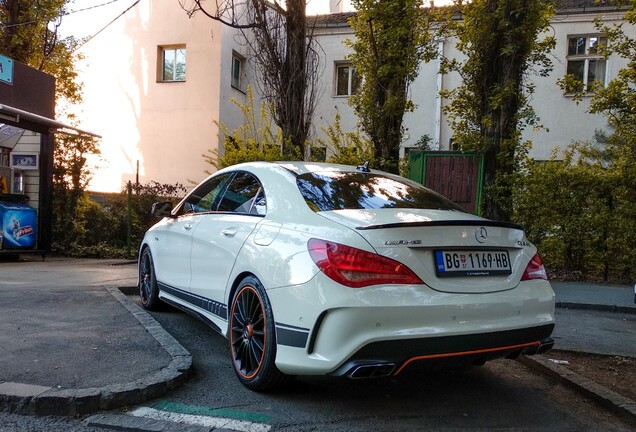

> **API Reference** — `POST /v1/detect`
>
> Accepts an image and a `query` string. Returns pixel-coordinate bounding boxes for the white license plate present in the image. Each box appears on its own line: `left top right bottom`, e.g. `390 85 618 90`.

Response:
435 250 512 277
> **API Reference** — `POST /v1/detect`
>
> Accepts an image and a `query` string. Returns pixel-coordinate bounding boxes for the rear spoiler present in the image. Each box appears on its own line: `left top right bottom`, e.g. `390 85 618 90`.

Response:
356 220 524 231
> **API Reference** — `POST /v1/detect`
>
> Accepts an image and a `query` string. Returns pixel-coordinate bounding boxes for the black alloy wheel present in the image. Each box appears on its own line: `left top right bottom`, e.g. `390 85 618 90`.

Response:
139 247 162 310
229 276 287 391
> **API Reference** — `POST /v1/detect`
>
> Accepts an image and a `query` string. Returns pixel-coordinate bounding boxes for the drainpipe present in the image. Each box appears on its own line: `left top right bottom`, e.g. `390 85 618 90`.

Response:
434 38 444 150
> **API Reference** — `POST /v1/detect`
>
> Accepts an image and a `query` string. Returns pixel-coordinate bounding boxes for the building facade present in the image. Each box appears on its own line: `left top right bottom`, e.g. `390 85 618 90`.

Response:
73 1 633 192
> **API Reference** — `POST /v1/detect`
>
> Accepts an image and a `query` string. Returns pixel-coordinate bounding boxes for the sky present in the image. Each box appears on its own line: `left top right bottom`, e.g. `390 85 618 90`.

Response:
58 0 354 39
60 1 456 39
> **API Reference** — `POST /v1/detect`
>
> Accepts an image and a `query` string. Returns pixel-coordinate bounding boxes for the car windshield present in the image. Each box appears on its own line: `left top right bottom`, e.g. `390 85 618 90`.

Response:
296 171 464 212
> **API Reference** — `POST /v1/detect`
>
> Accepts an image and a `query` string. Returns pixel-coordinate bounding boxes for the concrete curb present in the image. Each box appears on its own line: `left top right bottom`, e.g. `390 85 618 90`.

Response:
0 286 193 417
519 355 636 426
556 301 636 315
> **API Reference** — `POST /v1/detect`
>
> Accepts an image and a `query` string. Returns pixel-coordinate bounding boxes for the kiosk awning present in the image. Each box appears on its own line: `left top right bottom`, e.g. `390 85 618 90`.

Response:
0 103 100 138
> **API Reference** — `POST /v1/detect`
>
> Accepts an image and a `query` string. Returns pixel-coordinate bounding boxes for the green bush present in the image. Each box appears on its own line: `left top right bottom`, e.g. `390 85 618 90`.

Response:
514 141 635 282
52 181 186 259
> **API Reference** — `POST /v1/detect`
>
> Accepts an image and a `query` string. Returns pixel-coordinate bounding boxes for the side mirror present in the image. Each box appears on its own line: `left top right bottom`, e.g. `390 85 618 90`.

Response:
151 201 174 218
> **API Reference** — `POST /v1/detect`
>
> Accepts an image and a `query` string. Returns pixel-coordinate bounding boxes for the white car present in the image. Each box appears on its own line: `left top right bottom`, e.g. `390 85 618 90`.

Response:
138 161 555 391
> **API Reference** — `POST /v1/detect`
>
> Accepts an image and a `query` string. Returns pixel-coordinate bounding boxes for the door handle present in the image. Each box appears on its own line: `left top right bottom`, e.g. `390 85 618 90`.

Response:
221 227 238 237
184 223 193 231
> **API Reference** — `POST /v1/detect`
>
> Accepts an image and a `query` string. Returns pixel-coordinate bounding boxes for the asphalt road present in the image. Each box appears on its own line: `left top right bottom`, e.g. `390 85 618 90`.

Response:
131 299 633 432
0 294 633 431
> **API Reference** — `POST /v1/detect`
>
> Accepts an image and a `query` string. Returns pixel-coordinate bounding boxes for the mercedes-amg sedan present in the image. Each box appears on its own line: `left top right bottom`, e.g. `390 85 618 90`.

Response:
138 161 555 391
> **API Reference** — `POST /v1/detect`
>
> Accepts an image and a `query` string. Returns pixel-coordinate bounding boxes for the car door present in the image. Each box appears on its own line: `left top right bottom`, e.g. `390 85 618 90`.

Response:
189 171 265 313
152 173 232 293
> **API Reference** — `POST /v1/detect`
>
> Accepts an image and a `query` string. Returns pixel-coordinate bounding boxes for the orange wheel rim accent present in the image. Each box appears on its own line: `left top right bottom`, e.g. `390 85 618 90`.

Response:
230 285 267 379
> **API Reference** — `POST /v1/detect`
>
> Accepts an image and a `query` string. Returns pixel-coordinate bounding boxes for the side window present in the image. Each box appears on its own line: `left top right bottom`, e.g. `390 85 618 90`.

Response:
217 172 265 215
181 174 232 214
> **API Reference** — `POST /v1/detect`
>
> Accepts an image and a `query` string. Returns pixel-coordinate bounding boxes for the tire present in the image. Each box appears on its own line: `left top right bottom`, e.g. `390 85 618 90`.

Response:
138 247 162 310
229 275 287 391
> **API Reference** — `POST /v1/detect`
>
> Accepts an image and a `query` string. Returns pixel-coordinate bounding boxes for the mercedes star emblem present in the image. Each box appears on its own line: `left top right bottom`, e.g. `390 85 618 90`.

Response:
475 227 488 243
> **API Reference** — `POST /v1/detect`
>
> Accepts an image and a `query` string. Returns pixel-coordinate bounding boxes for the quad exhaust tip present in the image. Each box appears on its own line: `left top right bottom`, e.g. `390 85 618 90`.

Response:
347 363 396 379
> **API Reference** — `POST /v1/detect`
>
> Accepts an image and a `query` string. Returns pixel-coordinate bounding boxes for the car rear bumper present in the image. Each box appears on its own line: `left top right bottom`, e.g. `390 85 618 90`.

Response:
268 278 555 376
331 325 555 378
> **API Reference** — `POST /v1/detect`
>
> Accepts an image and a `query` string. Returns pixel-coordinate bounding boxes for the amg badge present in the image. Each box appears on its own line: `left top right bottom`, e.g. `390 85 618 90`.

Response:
384 239 423 246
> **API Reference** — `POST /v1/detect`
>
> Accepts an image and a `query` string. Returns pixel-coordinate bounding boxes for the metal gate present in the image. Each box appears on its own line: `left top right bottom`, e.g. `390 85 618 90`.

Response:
407 151 484 215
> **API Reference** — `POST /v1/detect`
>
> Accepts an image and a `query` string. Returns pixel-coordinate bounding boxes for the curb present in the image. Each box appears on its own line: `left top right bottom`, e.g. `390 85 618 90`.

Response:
0 286 193 416
556 301 636 315
519 355 636 426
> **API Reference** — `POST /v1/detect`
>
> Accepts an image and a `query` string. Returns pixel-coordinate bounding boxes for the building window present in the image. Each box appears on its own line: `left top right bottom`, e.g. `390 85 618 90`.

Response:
159 46 186 82
566 35 607 91
232 52 246 90
335 63 360 96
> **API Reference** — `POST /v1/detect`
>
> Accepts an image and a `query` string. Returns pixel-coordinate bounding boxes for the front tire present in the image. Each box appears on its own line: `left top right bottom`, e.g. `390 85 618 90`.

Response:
139 247 162 310
229 276 286 391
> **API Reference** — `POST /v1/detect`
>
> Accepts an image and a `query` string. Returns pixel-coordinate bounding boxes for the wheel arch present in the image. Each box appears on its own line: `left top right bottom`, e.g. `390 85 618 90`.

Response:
226 271 260 337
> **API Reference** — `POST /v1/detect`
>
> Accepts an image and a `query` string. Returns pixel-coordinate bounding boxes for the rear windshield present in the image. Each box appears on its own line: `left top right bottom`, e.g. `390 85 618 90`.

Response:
296 171 464 212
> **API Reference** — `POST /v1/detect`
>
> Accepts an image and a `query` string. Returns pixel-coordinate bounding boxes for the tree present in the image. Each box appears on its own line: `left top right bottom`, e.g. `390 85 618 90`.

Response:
205 86 285 170
180 0 320 159
438 0 555 221
51 117 99 249
0 0 83 103
346 0 436 174
1 0 101 254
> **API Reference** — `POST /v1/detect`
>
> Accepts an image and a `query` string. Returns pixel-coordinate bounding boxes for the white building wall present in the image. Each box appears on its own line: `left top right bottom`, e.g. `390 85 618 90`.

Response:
75 0 226 192
73 4 633 192
311 9 633 161
522 10 630 160
311 24 358 149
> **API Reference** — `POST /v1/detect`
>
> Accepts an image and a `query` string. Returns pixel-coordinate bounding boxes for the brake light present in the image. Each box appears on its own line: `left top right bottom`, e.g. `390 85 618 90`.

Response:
521 253 548 281
307 238 424 288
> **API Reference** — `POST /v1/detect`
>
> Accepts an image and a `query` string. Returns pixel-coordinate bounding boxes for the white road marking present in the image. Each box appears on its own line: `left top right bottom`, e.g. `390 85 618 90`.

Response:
129 407 271 432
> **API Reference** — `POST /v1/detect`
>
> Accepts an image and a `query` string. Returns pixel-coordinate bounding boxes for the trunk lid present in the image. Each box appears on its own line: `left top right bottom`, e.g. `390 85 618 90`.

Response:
318 209 530 294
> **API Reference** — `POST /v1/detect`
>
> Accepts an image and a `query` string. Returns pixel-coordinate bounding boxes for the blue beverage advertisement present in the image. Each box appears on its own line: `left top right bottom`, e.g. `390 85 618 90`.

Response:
0 202 37 248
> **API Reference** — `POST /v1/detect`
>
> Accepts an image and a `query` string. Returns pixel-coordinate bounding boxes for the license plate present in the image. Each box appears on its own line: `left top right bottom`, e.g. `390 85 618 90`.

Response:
434 250 512 277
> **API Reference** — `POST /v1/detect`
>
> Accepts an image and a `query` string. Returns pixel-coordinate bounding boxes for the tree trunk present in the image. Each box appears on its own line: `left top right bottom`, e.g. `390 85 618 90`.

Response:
283 0 308 158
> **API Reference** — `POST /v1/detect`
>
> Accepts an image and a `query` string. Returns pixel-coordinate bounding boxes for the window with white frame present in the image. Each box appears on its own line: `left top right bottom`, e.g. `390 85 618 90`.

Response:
232 52 246 90
159 46 186 82
335 63 360 96
566 35 607 91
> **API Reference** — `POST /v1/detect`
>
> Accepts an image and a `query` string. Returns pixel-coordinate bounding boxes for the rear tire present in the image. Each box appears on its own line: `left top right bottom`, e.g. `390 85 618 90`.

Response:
139 247 162 310
229 275 287 391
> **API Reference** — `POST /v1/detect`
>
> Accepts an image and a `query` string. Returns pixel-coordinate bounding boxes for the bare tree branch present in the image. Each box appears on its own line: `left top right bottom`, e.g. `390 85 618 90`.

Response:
179 0 322 159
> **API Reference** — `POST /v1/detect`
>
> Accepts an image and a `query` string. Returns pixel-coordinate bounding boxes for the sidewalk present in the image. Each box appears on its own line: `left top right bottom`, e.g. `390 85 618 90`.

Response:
551 281 636 314
550 281 636 357
0 256 192 416
0 257 633 419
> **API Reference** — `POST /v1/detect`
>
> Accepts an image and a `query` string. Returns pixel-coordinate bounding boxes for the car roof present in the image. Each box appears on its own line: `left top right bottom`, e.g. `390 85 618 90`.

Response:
220 161 377 177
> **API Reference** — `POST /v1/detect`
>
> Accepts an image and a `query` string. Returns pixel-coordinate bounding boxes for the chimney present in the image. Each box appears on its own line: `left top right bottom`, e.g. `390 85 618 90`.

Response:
329 0 343 13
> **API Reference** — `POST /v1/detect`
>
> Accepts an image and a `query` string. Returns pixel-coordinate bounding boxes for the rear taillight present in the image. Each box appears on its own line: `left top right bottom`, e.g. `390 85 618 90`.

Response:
307 238 424 288
521 253 548 281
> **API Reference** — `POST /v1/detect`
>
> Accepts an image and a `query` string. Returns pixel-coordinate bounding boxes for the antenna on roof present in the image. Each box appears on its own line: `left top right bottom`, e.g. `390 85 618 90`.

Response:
356 161 370 173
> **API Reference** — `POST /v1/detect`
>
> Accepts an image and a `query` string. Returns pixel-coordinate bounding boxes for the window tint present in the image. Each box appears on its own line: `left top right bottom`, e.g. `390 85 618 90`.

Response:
182 174 232 214
296 171 463 212
217 172 264 214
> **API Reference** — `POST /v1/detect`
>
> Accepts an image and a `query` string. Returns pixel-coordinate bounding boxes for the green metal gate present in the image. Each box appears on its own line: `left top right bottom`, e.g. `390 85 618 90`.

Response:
408 151 484 215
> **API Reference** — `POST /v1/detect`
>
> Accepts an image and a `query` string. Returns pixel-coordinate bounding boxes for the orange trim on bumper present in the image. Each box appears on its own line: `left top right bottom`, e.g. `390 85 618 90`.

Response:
394 341 540 375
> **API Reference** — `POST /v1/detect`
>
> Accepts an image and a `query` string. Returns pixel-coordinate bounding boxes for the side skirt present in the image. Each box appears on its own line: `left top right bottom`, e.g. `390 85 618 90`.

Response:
160 296 224 335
